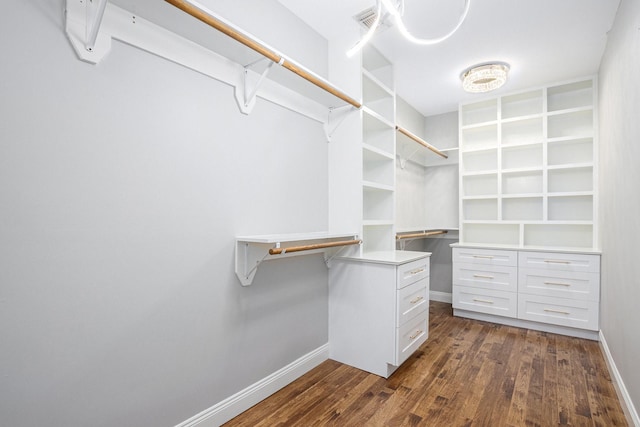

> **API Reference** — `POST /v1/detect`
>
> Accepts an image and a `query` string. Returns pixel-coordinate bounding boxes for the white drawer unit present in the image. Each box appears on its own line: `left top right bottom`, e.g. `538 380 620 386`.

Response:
397 278 429 325
453 263 518 292
518 269 600 301
452 246 601 338
329 251 431 378
396 311 429 365
453 285 517 318
518 251 600 273
518 294 599 331
453 247 518 267
397 257 430 288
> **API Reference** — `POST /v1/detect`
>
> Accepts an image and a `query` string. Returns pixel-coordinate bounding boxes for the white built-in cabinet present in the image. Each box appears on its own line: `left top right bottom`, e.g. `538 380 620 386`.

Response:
454 77 601 339
329 251 430 377
452 246 600 339
458 77 597 250
361 45 396 253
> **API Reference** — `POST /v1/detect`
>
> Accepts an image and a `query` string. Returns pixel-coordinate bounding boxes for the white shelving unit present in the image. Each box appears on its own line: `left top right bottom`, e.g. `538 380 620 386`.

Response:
458 77 597 251
361 46 396 253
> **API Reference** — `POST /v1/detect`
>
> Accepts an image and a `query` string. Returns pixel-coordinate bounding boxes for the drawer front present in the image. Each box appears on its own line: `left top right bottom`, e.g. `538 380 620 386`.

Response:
453 247 517 267
397 258 430 289
453 286 517 318
397 278 429 326
453 263 517 292
518 294 599 331
518 251 600 273
395 311 428 366
519 268 600 302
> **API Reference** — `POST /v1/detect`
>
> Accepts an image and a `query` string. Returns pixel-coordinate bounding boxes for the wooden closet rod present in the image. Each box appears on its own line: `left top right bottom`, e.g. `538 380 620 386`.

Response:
164 0 362 109
396 230 448 240
269 239 361 255
396 126 448 159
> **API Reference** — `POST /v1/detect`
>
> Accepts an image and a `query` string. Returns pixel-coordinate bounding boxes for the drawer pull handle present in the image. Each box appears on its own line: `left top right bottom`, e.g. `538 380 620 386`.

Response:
410 296 424 304
544 281 571 287
409 268 425 275
473 298 494 304
472 255 494 259
544 259 571 264
544 308 571 315
473 274 494 279
409 330 423 340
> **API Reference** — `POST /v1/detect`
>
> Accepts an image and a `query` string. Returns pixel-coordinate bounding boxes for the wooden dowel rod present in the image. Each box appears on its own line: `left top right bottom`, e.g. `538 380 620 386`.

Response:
396 126 448 159
396 230 448 240
269 239 361 255
281 61 362 109
164 0 362 109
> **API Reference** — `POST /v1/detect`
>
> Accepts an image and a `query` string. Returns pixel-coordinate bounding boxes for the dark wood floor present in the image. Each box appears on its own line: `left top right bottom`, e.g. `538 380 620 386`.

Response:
224 301 628 426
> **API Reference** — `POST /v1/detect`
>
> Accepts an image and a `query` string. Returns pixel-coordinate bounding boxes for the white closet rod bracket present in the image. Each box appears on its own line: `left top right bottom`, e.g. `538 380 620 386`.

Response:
324 105 356 143
238 57 280 114
85 0 108 51
65 0 113 64
398 146 421 169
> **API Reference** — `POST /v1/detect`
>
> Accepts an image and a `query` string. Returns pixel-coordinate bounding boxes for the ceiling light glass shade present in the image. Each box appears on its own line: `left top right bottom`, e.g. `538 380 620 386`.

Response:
461 63 510 93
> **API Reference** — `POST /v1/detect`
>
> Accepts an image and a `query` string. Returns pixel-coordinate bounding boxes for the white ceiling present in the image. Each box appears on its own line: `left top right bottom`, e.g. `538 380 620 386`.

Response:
277 0 620 117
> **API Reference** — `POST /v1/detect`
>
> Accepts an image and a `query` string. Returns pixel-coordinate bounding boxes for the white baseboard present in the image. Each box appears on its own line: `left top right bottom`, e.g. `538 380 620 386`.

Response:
430 291 452 304
599 331 640 427
175 344 329 427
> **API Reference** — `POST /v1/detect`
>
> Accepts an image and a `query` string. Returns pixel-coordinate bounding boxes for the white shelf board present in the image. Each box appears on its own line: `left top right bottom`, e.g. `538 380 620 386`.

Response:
235 231 359 286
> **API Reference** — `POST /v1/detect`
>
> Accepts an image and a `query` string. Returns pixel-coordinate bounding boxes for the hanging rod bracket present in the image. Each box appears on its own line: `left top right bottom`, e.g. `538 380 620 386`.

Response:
398 145 421 169
323 105 355 142
65 0 113 64
236 57 279 115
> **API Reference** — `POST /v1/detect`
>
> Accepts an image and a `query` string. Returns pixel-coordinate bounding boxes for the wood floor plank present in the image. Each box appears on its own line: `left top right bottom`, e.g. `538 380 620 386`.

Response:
223 302 628 427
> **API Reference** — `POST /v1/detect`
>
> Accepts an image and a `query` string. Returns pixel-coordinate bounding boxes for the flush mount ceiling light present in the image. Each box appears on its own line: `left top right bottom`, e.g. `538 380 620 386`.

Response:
460 63 510 93
347 0 471 57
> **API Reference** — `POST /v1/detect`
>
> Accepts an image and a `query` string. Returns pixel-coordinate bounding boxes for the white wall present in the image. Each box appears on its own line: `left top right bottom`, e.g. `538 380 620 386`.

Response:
0 1 333 426
396 97 427 231
598 0 640 421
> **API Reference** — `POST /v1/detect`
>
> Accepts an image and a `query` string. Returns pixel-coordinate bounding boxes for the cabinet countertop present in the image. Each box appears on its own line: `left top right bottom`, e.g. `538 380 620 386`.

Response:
337 250 431 265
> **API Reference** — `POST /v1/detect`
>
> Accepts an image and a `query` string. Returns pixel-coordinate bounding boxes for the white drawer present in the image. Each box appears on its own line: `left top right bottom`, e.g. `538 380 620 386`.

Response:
397 258 430 289
518 251 600 273
453 247 517 267
453 286 517 318
395 311 428 366
453 263 517 292
519 268 600 302
518 294 599 331
397 278 428 326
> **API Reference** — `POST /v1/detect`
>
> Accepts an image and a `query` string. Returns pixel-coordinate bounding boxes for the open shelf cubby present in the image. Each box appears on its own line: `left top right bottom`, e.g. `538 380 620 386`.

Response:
548 166 593 193
502 117 544 146
502 144 543 170
461 99 497 126
547 109 593 139
502 170 543 195
548 195 593 221
547 80 593 112
461 124 498 151
501 90 543 119
463 198 498 221
548 137 593 166
502 197 543 221
462 174 498 196
462 148 498 173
